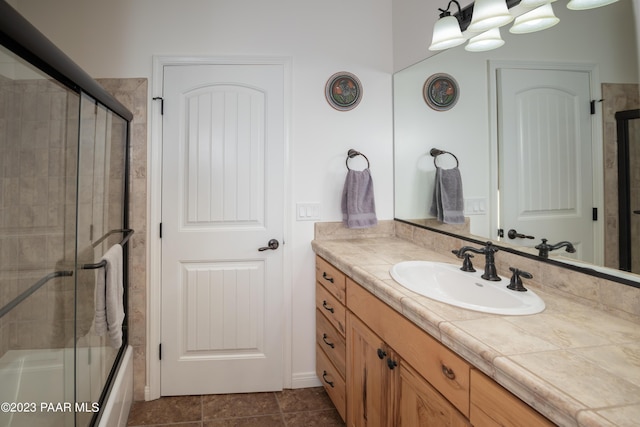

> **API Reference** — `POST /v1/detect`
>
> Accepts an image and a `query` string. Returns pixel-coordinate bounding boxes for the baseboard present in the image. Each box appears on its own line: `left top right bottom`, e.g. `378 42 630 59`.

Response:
290 371 322 389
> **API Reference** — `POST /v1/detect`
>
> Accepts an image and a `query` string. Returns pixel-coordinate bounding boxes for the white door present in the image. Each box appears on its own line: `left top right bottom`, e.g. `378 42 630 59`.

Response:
498 67 594 262
160 62 285 395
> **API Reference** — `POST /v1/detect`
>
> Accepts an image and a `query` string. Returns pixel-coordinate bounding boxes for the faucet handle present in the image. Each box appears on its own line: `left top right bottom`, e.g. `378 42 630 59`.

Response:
460 253 476 272
507 267 532 292
452 249 476 272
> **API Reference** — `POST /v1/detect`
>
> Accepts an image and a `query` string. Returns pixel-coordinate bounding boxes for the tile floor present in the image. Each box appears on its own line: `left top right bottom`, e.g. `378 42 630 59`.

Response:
126 387 345 427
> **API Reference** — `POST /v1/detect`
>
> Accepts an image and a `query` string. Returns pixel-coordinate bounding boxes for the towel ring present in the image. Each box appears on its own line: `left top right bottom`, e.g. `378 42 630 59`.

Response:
430 148 459 168
346 149 370 170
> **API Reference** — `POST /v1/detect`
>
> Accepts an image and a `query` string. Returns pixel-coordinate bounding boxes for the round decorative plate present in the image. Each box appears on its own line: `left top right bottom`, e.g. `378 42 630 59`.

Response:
423 73 459 111
325 72 362 111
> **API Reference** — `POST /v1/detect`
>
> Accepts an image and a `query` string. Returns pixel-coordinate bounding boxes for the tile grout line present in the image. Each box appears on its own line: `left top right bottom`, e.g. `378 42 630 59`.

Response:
274 390 288 426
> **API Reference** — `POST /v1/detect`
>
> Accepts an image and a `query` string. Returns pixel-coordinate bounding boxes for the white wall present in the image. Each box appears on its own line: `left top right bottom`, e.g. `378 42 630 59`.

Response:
14 0 394 388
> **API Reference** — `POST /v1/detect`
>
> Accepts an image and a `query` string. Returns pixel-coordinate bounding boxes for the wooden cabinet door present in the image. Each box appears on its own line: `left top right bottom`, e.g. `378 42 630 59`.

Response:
397 362 471 427
347 312 398 427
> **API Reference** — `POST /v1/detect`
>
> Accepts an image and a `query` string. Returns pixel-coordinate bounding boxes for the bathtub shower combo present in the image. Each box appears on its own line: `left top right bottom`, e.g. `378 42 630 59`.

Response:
0 2 134 426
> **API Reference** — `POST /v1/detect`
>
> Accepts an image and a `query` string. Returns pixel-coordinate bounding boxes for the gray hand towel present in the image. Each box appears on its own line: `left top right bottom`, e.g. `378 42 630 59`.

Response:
341 168 378 229
429 166 465 224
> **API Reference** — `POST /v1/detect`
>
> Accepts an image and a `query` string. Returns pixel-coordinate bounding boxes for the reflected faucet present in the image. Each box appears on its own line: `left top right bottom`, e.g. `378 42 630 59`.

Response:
535 238 576 258
453 241 501 281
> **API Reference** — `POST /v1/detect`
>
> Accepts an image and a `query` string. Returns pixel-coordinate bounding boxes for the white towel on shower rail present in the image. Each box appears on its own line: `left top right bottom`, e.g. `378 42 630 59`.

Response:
94 243 124 349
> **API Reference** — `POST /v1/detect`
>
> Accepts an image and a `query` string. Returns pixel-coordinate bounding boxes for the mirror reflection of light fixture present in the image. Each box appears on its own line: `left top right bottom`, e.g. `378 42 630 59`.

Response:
467 0 514 33
567 0 619 10
519 0 554 7
510 3 560 34
465 27 505 51
429 0 466 51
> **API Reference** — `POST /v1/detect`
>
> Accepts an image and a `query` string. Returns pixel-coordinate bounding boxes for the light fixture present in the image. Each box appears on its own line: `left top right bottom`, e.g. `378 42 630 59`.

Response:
465 27 505 51
429 0 466 51
509 3 559 34
567 0 618 10
467 0 514 33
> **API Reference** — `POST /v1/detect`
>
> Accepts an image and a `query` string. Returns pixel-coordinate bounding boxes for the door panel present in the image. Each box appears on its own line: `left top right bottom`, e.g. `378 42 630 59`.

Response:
498 67 594 262
160 62 285 395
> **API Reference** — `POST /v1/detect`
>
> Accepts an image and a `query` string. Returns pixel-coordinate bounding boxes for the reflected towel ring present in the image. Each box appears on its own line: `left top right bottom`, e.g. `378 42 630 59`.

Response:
346 149 370 170
430 148 459 168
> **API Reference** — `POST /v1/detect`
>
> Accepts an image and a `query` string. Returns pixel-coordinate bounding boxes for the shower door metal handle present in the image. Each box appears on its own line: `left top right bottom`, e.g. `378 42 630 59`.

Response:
258 239 279 251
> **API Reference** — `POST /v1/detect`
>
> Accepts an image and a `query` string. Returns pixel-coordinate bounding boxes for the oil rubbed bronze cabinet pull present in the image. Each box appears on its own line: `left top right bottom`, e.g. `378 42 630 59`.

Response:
322 272 334 283
322 371 335 387
441 364 456 380
322 333 335 348
322 300 334 313
377 348 387 359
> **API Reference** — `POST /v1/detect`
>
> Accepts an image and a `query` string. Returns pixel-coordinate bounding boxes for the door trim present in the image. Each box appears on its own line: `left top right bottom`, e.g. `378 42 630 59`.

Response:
488 60 603 266
147 55 292 400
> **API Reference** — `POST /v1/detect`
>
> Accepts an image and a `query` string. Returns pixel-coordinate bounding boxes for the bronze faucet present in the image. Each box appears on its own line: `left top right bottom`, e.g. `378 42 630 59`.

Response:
453 242 501 281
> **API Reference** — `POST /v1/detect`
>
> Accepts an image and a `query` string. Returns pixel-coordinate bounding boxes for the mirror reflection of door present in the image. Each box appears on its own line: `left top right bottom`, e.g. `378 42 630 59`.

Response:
617 109 640 273
497 66 595 263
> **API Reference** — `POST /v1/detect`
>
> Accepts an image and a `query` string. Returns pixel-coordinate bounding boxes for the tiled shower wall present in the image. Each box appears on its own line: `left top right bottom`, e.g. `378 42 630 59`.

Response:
0 76 79 357
602 83 640 270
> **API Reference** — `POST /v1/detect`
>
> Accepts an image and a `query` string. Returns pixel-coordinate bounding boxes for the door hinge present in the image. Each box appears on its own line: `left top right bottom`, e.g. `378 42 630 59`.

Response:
159 223 162 238
590 99 603 115
593 207 598 221
159 343 162 360
153 97 164 115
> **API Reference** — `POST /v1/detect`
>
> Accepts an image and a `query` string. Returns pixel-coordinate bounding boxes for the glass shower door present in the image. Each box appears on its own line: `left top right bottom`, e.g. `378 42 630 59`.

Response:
75 94 127 426
0 44 79 427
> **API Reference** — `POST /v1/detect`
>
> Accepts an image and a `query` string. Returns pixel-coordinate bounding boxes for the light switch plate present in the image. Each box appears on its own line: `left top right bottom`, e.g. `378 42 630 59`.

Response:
464 197 487 215
296 202 321 221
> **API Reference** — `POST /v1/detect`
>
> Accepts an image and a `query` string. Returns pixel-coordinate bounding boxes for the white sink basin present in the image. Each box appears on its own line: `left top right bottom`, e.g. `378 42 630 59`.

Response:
389 261 545 315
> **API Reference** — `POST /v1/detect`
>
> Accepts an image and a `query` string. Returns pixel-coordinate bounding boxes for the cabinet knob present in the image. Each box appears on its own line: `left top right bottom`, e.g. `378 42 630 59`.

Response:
441 364 456 380
377 348 387 359
387 358 398 370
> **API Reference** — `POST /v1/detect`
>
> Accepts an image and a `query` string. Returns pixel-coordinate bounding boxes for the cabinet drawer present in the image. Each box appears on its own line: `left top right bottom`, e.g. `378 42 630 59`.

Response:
316 283 346 336
470 369 554 427
316 256 346 303
316 310 346 379
347 279 470 417
316 344 346 422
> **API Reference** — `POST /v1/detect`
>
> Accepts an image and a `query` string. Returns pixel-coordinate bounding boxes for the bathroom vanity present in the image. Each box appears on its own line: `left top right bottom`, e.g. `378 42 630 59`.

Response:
313 221 640 426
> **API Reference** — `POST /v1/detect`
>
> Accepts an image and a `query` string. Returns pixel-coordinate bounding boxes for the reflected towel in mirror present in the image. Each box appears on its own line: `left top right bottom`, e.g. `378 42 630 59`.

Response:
341 168 378 229
430 166 465 224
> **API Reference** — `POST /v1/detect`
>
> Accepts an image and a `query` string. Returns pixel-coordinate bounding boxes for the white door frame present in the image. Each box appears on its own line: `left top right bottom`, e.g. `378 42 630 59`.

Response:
147 55 292 400
488 60 604 266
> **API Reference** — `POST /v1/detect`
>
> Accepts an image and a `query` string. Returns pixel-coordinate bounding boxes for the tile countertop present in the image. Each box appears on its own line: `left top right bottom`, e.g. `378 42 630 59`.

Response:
311 237 640 427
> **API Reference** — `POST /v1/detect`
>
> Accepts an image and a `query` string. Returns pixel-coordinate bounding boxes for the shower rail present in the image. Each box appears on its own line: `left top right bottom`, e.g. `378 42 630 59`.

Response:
0 228 135 320
0 271 74 319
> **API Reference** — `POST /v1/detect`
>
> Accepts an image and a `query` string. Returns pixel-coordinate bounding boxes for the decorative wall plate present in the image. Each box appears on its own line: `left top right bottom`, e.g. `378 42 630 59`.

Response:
423 73 459 111
325 72 362 111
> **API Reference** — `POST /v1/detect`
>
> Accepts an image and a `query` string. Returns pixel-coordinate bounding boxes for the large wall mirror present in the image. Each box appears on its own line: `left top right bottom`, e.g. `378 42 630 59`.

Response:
393 0 640 286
